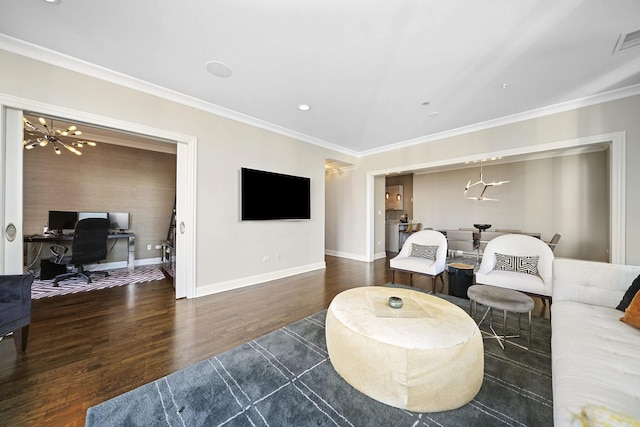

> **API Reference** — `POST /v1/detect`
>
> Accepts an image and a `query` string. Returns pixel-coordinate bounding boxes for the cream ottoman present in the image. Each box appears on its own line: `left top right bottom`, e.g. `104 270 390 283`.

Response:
326 287 483 412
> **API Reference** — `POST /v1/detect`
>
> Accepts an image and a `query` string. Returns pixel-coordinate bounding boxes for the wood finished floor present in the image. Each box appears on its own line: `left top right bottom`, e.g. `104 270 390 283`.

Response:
0 255 550 426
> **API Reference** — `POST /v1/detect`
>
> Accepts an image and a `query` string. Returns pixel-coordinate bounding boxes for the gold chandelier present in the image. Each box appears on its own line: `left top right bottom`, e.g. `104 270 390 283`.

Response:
463 161 510 201
23 117 97 156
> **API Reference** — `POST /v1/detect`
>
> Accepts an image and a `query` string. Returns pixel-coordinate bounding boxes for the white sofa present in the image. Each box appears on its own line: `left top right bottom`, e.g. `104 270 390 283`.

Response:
551 258 640 426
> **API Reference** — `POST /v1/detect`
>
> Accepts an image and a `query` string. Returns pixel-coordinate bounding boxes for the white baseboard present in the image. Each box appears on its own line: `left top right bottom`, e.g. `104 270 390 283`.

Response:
374 251 387 260
86 257 162 271
134 257 163 267
196 262 327 298
324 249 369 262
324 249 387 262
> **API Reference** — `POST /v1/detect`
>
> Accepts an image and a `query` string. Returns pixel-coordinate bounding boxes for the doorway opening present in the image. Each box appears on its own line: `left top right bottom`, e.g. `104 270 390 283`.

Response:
22 111 177 289
1 99 197 299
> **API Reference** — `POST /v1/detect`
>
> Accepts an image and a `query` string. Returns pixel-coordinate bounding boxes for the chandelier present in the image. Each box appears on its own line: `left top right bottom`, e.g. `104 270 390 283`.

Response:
463 161 510 201
23 117 96 156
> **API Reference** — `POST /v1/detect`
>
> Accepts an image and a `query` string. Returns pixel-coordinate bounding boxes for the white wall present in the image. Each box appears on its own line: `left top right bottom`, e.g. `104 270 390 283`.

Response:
327 95 640 265
413 151 609 261
0 49 346 296
374 175 386 259
325 166 368 260
3 47 640 295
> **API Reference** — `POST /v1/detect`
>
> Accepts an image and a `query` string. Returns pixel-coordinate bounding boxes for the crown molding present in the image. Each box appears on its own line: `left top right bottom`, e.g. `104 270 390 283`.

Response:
358 83 640 157
2 34 639 159
0 35 355 156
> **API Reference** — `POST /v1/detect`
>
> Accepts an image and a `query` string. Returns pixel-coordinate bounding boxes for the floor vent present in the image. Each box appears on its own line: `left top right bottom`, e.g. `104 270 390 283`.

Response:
614 29 640 53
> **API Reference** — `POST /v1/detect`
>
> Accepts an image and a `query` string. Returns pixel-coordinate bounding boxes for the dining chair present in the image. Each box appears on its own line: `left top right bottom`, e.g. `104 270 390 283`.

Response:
546 233 562 252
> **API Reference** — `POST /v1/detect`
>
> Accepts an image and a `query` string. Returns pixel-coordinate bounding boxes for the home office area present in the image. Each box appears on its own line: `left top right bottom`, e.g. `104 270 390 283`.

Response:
21 113 177 293
25 210 134 276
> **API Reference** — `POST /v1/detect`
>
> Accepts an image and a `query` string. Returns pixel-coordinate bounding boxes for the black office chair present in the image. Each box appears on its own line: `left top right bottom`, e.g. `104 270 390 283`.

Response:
50 218 110 287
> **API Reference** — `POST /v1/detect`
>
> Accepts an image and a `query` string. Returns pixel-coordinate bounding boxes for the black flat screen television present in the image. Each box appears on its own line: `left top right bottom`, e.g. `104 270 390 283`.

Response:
241 168 311 220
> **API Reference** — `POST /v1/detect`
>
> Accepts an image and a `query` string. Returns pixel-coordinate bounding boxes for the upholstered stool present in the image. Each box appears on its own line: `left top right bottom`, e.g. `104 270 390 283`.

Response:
467 284 535 350
326 287 484 412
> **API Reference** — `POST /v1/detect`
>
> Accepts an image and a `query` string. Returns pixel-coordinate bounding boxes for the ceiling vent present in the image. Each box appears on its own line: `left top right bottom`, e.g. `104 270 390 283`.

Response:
614 29 640 54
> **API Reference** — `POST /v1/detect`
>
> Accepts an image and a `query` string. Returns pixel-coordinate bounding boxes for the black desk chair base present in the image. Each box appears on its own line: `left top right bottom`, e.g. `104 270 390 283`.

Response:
53 265 109 287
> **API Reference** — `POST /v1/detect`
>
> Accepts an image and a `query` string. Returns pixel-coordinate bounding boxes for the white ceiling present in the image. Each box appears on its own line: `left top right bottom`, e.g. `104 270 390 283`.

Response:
2 0 640 156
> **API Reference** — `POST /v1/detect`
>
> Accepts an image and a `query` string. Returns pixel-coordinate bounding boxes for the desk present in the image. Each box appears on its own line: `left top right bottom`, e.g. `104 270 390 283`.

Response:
24 232 136 270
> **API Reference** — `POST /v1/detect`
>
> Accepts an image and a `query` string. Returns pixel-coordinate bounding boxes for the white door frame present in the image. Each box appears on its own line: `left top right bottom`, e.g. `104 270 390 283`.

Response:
0 94 197 299
366 132 626 264
0 107 25 274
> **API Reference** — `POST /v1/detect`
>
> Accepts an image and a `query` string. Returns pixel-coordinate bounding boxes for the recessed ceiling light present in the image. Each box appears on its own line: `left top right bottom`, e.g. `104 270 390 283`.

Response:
298 104 310 111
502 83 508 89
428 111 439 117
205 61 232 78
44 0 60 3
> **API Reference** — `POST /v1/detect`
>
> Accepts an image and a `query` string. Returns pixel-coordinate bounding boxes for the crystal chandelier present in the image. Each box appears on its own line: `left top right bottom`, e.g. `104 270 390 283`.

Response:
23 117 97 156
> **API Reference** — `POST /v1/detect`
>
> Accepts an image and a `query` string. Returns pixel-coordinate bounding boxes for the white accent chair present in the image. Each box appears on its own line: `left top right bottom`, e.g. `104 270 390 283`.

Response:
390 230 448 293
477 231 508 254
476 234 554 302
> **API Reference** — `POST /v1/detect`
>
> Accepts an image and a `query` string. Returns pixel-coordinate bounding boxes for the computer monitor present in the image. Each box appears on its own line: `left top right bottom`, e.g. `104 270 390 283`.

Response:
48 210 78 233
78 212 109 221
108 212 130 231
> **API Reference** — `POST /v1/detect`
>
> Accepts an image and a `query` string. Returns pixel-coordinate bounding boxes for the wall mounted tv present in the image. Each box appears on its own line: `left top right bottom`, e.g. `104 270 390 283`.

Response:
241 167 311 220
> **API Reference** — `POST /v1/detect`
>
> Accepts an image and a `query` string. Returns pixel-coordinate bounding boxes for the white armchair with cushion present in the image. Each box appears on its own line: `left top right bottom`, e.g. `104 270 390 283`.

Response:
390 230 448 293
475 234 554 301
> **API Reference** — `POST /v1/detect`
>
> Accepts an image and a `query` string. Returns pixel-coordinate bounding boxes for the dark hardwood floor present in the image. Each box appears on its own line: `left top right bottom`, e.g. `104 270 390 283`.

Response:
0 255 550 426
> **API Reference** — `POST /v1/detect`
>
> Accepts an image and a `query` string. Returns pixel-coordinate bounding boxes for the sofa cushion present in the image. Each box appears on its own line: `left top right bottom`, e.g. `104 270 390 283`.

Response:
410 244 438 260
390 256 438 276
616 274 640 312
552 259 640 308
620 292 640 330
575 405 640 426
551 300 640 425
475 269 547 296
494 252 539 275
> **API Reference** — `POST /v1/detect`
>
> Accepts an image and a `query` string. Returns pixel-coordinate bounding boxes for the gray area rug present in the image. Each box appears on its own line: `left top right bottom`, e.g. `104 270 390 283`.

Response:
86 287 552 426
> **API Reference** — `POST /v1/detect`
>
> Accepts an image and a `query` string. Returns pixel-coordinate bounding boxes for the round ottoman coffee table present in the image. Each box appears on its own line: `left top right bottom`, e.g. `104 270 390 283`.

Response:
467 284 535 350
325 287 483 412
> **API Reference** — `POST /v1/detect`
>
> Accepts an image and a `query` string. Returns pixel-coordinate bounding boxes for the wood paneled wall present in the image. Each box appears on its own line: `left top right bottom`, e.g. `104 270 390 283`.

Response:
23 142 176 263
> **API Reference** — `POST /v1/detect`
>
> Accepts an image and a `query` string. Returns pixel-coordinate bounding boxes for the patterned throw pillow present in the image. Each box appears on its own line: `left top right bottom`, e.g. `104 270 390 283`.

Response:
410 244 438 260
494 253 540 276
616 274 640 312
